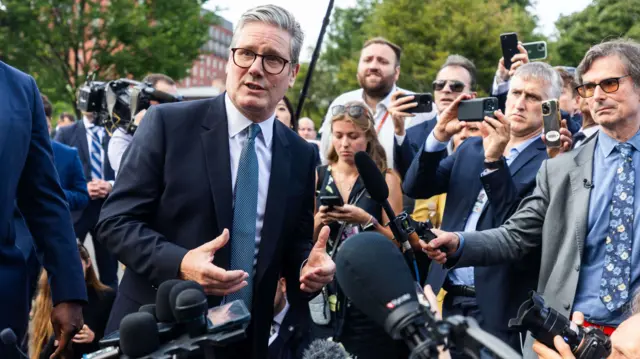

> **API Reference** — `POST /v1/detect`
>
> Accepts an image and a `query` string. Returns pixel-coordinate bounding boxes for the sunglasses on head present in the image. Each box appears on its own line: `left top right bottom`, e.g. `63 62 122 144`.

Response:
432 79 466 93
575 75 630 98
331 104 368 118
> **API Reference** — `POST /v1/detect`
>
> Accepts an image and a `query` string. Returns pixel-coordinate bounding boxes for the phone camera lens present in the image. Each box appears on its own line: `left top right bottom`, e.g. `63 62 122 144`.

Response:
542 104 550 115
538 44 544 51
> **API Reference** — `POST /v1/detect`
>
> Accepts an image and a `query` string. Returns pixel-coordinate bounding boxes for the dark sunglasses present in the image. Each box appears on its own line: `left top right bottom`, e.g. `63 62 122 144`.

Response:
575 75 630 98
331 104 367 118
432 79 466 92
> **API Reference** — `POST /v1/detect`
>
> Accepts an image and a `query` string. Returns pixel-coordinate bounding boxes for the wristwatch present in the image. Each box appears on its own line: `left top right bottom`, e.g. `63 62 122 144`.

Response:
484 157 506 170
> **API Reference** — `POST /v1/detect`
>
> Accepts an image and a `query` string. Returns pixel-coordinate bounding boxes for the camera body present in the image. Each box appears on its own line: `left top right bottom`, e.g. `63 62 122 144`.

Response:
458 97 499 122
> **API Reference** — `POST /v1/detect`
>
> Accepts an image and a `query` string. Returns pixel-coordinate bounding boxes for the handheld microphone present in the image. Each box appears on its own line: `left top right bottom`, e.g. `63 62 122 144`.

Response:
302 339 352 359
335 232 522 359
1 328 28 359
354 151 421 280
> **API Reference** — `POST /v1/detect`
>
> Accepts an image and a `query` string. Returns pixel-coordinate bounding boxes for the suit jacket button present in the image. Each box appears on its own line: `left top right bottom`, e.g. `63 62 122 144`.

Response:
575 265 580 271
564 303 570 310
288 326 294 332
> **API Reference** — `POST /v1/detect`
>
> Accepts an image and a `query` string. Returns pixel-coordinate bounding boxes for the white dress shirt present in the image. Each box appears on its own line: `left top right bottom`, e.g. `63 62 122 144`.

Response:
319 86 436 169
108 128 133 176
268 298 290 346
225 94 274 269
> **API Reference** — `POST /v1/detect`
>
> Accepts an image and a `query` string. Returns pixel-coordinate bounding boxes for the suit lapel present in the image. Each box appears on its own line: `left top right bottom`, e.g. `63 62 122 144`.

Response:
255 121 291 286
508 138 546 176
0 66 9 161
568 136 597 257
201 95 232 270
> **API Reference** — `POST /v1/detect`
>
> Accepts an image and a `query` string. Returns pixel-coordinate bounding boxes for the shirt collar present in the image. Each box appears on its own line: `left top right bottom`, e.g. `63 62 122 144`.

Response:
83 116 95 129
599 128 640 158
579 125 600 138
225 93 275 147
273 298 289 326
359 84 398 113
509 134 541 159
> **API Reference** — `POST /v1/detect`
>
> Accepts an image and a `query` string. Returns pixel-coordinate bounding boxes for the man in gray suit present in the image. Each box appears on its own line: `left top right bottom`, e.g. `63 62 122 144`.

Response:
423 38 640 358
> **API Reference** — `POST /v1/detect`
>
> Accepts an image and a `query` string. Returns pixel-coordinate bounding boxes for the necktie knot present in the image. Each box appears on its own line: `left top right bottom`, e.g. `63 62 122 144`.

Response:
616 143 633 159
248 123 261 141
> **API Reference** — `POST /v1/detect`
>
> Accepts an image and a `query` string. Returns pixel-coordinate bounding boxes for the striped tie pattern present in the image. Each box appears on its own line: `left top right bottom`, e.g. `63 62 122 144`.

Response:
89 126 103 180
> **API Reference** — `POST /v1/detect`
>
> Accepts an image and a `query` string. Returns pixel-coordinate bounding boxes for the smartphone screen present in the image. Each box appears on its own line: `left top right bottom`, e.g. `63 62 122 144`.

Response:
207 300 251 330
500 32 519 70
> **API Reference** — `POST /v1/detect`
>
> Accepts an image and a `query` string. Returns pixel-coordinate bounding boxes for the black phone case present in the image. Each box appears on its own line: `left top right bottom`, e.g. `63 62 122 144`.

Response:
398 93 433 114
457 98 499 122
320 195 344 208
501 32 519 70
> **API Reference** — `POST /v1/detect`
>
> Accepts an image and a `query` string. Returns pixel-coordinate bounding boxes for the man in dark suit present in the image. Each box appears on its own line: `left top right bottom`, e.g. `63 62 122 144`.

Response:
55 106 118 288
95 5 335 359
0 61 86 358
404 62 564 355
268 277 311 359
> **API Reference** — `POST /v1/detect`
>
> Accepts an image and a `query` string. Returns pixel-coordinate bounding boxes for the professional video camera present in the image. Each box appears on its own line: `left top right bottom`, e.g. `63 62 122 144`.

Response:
76 75 182 135
509 291 611 359
85 280 250 358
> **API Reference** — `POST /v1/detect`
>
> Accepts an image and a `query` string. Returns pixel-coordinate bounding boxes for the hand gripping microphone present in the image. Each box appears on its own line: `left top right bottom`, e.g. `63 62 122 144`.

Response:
354 151 421 280
335 232 523 359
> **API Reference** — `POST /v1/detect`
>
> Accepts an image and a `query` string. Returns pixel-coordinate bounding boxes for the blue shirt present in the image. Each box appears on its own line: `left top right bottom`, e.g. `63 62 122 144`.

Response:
573 129 640 326
424 133 541 287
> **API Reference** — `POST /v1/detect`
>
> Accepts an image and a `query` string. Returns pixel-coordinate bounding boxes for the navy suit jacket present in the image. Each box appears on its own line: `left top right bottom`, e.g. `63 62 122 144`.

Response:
95 95 315 359
403 136 547 351
0 61 86 354
394 118 437 179
52 141 90 211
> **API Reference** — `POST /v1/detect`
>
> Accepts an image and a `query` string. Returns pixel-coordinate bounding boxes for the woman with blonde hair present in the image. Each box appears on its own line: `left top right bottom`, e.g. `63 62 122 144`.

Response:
29 244 115 359
312 100 404 359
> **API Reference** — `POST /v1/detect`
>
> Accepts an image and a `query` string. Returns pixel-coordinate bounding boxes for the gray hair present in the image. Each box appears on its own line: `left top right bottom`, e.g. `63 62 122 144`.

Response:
576 38 640 88
439 54 478 91
231 5 304 65
512 62 563 100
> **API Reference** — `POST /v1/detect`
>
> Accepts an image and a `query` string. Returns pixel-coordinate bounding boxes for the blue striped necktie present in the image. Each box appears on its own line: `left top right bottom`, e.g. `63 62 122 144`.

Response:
226 123 261 308
89 126 103 180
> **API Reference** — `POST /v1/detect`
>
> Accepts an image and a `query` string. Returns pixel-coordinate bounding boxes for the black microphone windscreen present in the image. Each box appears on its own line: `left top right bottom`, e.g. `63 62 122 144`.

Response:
119 312 160 358
169 281 205 320
138 304 157 319
302 339 350 359
174 288 208 323
156 279 183 323
335 232 418 328
354 151 388 202
0 328 17 345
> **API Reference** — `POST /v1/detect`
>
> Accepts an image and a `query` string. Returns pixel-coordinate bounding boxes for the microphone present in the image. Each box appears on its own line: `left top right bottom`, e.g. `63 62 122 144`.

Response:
119 312 160 358
138 303 157 319
1 328 28 359
302 339 352 359
335 232 522 359
583 179 594 189
354 151 421 280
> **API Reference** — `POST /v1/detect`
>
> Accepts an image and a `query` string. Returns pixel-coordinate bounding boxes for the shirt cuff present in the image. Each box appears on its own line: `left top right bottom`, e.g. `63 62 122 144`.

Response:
395 133 406 146
492 76 510 96
300 258 309 277
424 132 449 153
481 168 498 176
451 232 465 258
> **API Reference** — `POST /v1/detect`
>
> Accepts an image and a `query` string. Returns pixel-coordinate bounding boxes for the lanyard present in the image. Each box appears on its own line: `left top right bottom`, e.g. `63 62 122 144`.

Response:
375 111 390 134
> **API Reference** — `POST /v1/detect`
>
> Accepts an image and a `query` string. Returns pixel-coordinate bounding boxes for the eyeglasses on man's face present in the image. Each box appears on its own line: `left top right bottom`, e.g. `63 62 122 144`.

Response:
575 75 631 98
231 48 291 75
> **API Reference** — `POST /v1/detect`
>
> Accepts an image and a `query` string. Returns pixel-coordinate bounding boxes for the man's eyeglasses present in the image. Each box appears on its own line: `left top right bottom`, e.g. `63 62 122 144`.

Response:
575 75 630 98
432 79 466 93
231 48 291 75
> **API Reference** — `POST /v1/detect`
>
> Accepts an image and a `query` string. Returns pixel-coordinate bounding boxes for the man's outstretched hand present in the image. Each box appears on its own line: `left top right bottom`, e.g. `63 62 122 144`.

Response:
300 226 336 292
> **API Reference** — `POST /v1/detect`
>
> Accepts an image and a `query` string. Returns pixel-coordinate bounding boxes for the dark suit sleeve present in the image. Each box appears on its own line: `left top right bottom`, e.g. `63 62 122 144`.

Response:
402 142 453 199
16 77 87 304
95 106 189 287
480 162 523 226
394 136 417 180
63 148 90 211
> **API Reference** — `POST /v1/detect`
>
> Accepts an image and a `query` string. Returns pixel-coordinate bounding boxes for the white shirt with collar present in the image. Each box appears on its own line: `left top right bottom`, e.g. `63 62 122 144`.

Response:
108 128 133 176
268 298 290 346
225 94 274 269
319 86 436 169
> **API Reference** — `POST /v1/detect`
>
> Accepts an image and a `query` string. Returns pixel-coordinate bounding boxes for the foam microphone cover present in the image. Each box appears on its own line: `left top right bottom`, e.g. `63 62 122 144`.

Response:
139 304 157 319
354 151 388 201
0 328 17 345
174 288 208 323
119 312 160 358
156 279 183 323
169 280 205 320
335 232 418 328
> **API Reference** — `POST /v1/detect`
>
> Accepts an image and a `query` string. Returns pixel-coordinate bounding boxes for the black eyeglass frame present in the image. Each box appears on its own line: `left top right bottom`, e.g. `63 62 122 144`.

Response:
432 79 466 93
231 48 291 75
575 75 631 98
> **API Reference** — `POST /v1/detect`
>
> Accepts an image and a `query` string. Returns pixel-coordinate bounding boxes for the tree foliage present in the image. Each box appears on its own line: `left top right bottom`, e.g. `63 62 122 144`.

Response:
0 0 216 107
552 0 640 67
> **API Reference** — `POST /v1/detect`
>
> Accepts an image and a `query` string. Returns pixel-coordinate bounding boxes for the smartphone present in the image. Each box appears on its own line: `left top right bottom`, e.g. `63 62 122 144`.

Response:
207 300 251 333
500 32 520 70
457 97 499 122
319 195 344 209
542 100 561 148
523 41 547 60
397 93 433 114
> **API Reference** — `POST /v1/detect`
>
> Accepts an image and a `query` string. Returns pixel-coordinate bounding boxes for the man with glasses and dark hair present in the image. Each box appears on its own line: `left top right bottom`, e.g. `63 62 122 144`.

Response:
423 39 640 359
318 37 436 173
404 61 565 356
96 5 335 359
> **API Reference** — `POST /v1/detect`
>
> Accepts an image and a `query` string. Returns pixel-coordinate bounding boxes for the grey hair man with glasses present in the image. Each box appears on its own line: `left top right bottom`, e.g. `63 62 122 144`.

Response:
95 5 335 358
421 39 640 359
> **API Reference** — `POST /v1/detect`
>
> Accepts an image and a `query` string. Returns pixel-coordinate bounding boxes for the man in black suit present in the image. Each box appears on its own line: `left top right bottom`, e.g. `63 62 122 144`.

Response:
268 277 311 359
55 110 118 289
95 5 335 358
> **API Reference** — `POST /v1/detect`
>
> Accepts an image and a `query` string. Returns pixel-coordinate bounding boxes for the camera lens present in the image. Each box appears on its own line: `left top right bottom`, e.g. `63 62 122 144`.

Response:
542 103 550 115
538 44 544 51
